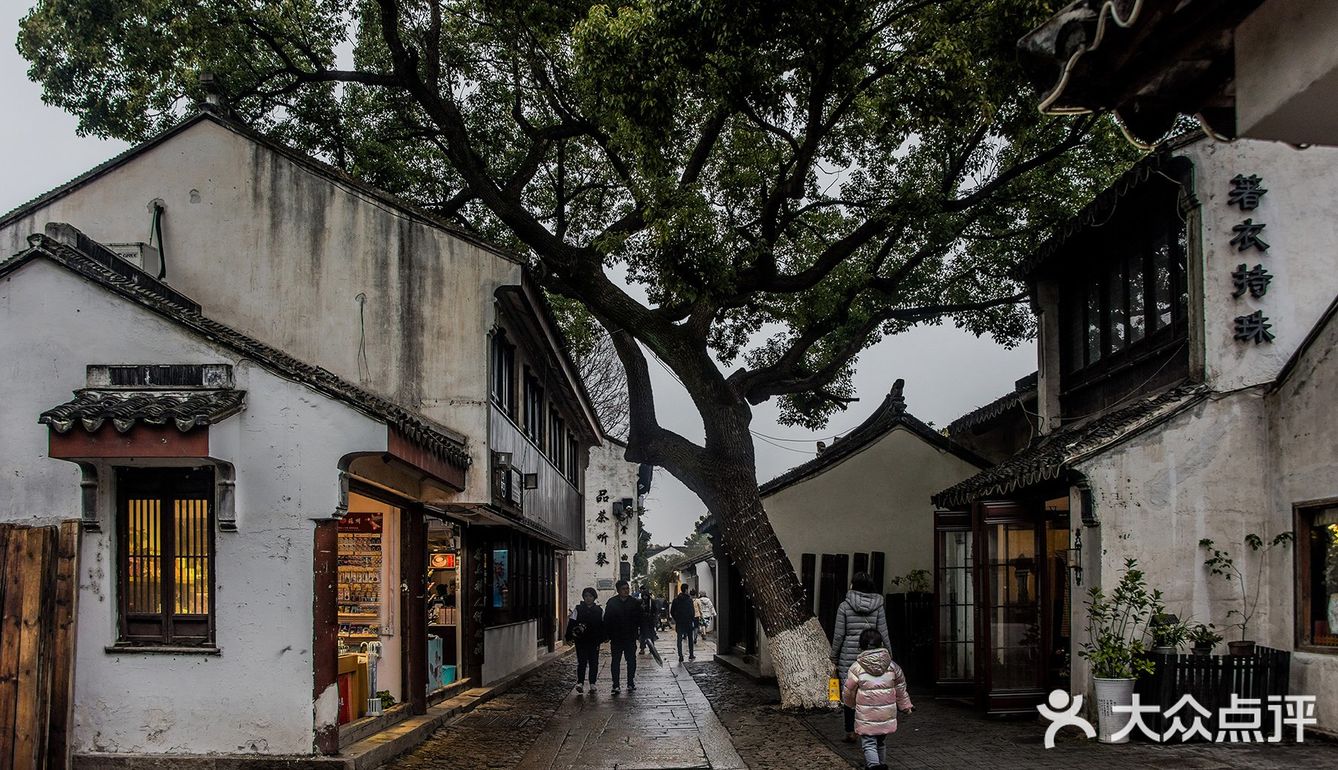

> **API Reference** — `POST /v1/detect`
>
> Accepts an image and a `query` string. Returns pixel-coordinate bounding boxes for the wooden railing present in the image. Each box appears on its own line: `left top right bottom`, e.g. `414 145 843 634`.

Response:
1136 646 1291 739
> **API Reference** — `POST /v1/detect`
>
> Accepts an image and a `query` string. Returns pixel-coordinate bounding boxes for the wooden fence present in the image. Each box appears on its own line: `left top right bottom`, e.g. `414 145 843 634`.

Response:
1137 646 1291 738
0 522 80 770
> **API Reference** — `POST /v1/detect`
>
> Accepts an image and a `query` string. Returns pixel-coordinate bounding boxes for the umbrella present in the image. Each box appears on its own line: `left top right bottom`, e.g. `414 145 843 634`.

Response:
646 640 665 666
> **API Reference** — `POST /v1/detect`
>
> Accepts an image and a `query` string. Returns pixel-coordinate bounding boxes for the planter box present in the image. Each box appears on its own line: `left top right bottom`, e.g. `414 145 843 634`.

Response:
1135 646 1291 739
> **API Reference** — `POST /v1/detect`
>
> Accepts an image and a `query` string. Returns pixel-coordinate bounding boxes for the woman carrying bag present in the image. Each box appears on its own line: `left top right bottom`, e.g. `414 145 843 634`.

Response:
829 572 891 742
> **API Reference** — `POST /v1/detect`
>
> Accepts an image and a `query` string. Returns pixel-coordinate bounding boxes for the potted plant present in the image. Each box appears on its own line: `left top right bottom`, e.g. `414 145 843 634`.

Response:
1188 623 1222 655
1148 613 1189 656
1199 532 1294 656
1078 558 1160 743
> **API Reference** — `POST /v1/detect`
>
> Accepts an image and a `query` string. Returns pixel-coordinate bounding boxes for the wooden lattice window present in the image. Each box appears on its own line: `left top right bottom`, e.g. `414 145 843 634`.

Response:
117 467 215 645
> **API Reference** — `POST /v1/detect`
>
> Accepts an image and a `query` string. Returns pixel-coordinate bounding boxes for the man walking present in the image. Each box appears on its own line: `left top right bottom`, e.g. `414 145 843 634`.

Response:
638 586 659 655
604 580 643 693
671 583 696 663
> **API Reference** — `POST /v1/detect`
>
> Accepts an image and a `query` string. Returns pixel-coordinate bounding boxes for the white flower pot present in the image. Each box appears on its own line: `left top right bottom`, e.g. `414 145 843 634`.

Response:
1093 677 1136 744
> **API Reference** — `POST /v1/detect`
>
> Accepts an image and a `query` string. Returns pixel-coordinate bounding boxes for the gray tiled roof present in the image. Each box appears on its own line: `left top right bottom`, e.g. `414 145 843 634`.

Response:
41 389 246 434
7 228 470 471
758 379 989 497
932 383 1208 508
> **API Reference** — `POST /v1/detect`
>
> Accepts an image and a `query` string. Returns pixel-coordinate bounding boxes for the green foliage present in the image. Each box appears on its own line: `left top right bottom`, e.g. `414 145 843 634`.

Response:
1188 622 1222 649
681 515 711 556
16 0 1144 435
1199 532 1294 641
634 517 652 576
1077 559 1160 679
646 553 678 597
1148 613 1190 650
889 568 931 594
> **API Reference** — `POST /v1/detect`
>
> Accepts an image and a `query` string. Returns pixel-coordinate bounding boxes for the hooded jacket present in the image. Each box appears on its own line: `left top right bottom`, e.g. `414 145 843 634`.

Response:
565 601 606 646
830 590 891 681
841 647 913 736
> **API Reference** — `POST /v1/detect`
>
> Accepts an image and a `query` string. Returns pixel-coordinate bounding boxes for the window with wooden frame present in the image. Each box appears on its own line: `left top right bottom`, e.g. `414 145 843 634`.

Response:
523 370 545 444
547 412 565 469
116 467 215 646
1297 503 1338 652
565 435 580 484
490 332 517 418
1056 185 1190 417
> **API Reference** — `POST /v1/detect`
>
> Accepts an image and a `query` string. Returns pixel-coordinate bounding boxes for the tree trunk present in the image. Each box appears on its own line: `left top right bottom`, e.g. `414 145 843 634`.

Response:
703 460 834 710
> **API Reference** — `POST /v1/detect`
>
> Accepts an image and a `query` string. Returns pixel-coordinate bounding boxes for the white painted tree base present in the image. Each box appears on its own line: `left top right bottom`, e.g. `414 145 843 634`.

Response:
769 617 838 711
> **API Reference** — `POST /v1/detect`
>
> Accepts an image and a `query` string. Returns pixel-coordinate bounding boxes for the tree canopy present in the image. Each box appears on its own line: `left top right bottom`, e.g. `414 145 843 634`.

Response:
20 0 1137 446
19 0 1144 706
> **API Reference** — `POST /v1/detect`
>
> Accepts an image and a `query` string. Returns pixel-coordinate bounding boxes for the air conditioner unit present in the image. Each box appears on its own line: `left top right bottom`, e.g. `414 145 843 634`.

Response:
106 242 162 276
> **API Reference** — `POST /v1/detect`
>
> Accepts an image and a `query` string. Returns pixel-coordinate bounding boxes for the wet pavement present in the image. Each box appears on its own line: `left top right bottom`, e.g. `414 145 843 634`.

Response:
515 637 743 769
388 639 1338 769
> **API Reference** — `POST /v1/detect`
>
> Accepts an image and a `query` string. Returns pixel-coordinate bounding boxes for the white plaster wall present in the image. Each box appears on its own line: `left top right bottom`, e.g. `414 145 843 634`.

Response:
761 426 983 582
1182 139 1338 391
0 259 389 755
481 621 539 685
0 118 520 497
1078 394 1275 627
567 442 640 607
1267 302 1338 735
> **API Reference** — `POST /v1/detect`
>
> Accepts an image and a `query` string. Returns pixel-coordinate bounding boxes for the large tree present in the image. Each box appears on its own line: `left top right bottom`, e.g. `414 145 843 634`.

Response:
19 0 1138 706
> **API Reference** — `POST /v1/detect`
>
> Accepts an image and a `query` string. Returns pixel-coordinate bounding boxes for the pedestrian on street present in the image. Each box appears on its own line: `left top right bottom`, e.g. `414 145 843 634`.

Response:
841 628 913 770
691 589 704 642
638 586 659 655
697 591 715 638
565 587 606 694
830 572 891 742
604 579 643 693
671 583 696 662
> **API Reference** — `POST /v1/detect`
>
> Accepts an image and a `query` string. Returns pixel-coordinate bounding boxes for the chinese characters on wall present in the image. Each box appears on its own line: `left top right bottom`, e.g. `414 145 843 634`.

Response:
1228 174 1276 344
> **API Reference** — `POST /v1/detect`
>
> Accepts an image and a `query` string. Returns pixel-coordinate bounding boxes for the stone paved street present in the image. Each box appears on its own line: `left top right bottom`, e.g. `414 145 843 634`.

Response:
388 643 1338 769
689 659 1338 770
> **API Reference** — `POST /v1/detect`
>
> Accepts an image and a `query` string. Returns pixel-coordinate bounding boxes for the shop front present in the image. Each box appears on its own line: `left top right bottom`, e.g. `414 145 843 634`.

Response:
933 493 1072 715
328 488 475 747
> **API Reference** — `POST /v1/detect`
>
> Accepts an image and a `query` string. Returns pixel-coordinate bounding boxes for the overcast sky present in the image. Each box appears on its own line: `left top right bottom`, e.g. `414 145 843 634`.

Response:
1 6 1036 545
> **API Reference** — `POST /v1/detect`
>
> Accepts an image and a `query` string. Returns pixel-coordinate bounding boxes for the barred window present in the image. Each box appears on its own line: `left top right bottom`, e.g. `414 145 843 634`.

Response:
117 467 215 646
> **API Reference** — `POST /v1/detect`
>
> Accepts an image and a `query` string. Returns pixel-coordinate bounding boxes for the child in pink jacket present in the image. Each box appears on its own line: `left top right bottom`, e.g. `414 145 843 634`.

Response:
842 628 913 770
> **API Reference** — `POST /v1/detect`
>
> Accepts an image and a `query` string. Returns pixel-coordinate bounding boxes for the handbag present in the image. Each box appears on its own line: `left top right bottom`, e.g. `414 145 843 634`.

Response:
828 677 841 703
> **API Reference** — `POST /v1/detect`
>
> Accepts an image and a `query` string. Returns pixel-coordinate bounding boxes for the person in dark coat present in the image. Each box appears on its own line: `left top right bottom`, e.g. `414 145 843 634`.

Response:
565 587 606 693
604 580 643 692
670 583 697 663
638 586 660 655
830 572 891 741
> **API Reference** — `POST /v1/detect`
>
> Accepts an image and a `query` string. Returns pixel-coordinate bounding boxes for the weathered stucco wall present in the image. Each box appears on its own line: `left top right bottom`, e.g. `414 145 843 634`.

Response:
1268 304 1338 735
0 259 389 754
567 441 640 607
1183 138 1338 392
762 426 984 582
0 118 520 498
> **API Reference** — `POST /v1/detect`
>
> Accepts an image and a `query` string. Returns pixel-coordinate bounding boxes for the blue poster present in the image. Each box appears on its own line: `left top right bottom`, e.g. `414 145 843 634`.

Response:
492 548 509 608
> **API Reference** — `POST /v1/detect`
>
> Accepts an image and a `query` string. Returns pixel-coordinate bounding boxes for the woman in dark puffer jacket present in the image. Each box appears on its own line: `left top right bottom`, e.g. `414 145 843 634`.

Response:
830 572 891 741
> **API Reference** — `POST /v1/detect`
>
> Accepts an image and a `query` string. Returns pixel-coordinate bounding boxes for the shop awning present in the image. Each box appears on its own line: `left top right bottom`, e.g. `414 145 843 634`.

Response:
932 383 1208 509
40 388 245 434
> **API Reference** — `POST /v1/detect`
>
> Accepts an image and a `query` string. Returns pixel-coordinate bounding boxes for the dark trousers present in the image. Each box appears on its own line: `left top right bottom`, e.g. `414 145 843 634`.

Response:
676 627 695 660
575 643 599 685
609 638 637 686
843 704 856 733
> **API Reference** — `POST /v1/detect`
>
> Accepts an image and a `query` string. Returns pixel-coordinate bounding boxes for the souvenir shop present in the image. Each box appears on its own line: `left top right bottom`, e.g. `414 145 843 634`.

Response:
334 490 468 730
